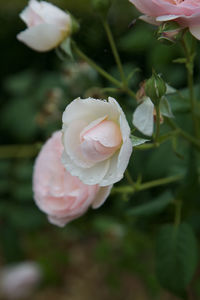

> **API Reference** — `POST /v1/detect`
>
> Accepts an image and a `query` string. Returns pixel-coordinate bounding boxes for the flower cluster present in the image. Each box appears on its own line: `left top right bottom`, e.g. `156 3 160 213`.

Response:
33 97 132 226
17 0 199 227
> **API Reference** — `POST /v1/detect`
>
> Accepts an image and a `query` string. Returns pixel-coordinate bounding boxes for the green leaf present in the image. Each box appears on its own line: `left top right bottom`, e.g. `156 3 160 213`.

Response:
160 97 174 118
156 223 198 295
130 135 149 147
127 191 172 217
60 37 73 59
127 68 140 83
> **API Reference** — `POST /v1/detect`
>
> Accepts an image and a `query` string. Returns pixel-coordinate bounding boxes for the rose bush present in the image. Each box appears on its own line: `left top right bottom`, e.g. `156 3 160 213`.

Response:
129 0 200 40
33 131 112 227
62 97 132 186
17 0 71 51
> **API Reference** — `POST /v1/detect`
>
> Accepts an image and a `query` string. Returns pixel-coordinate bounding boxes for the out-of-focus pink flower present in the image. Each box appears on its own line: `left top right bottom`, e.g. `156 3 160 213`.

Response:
130 0 200 40
33 131 112 227
0 262 41 299
17 0 71 51
62 97 132 186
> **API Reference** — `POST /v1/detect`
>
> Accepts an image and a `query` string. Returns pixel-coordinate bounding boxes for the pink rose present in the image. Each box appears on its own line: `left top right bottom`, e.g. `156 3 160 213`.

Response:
0 262 41 299
62 97 132 186
130 0 200 40
33 131 112 227
17 0 71 51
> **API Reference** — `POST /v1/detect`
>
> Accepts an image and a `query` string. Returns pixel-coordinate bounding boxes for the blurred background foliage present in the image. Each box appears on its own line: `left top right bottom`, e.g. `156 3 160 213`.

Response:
0 0 200 299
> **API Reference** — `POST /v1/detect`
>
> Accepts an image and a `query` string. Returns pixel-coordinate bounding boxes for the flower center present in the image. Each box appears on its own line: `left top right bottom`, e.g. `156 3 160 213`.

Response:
80 119 122 163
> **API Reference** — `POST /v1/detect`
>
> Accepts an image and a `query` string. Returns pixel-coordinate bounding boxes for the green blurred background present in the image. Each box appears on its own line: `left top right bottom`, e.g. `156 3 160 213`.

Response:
0 1 200 299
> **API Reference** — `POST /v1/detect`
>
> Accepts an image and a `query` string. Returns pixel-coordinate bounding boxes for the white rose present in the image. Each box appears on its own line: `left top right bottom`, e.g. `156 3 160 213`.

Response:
62 97 132 186
17 0 71 52
0 262 42 299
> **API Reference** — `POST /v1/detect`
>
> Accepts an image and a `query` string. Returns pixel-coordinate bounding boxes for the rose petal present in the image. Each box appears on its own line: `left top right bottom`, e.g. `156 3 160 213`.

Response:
17 23 67 52
33 0 71 29
62 98 119 126
156 14 179 21
139 15 161 25
63 120 95 168
189 24 200 39
132 97 154 136
92 185 113 209
62 150 110 185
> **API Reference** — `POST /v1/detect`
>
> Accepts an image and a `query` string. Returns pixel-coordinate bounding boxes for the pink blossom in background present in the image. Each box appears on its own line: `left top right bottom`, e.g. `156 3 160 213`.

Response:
129 0 200 40
17 0 71 51
33 131 112 227
0 262 41 299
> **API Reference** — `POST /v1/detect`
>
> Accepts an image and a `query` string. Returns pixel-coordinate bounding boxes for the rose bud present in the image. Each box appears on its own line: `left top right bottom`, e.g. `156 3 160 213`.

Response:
17 0 72 52
33 131 112 227
62 97 132 186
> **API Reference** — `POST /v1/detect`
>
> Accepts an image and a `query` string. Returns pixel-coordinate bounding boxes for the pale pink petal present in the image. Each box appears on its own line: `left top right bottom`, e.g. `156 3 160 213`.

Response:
62 150 110 185
132 97 154 136
129 0 167 16
92 185 113 209
63 120 95 168
31 0 71 29
156 14 179 21
82 120 122 147
80 139 117 162
189 24 200 39
62 98 119 126
152 0 196 15
139 15 161 25
33 131 112 227
80 116 108 139
19 3 43 27
17 23 66 52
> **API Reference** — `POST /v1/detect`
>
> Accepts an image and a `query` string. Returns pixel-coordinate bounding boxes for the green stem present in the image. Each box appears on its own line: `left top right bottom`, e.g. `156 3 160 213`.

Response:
0 144 41 159
73 44 121 87
139 174 183 191
102 20 127 86
154 103 161 143
166 118 200 151
112 174 183 195
135 143 158 150
125 170 135 186
181 37 199 138
72 44 136 100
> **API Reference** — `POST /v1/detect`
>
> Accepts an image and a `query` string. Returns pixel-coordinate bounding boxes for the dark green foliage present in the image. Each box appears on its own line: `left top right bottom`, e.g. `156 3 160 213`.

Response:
156 223 198 296
128 191 172 217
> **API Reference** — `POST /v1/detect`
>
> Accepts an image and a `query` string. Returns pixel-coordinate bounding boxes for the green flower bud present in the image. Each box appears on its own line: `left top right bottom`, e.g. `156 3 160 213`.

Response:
92 0 111 17
157 21 181 44
145 72 166 105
